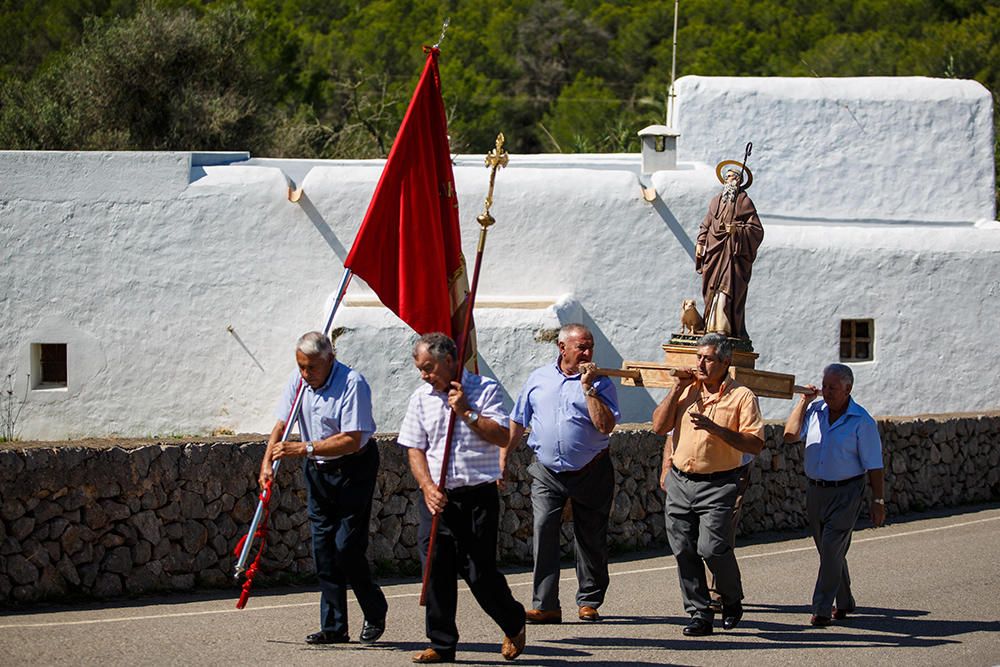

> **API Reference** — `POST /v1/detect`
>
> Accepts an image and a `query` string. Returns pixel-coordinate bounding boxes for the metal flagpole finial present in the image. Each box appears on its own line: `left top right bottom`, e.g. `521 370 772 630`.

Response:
477 133 508 231
433 17 450 49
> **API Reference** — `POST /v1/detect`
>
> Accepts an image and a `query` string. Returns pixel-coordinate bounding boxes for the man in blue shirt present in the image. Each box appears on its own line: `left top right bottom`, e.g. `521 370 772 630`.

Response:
507 323 621 623
783 363 885 627
259 332 388 645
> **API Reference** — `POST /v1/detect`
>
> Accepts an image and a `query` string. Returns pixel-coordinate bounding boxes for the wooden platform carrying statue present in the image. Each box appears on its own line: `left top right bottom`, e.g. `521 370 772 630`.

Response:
601 143 808 400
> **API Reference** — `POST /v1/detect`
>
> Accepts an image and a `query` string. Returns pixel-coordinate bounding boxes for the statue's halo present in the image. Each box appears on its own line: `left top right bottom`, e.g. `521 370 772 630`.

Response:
715 160 753 190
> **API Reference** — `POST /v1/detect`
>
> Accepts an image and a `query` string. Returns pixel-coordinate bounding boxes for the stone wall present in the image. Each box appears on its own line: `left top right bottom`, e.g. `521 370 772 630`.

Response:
2 414 998 604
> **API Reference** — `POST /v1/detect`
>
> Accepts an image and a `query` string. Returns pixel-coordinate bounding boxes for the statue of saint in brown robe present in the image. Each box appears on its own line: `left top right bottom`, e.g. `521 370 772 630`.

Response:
695 173 764 340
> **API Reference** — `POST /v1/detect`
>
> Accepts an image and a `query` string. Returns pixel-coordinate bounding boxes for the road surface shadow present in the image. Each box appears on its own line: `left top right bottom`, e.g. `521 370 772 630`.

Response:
272 639 697 665
541 603 999 653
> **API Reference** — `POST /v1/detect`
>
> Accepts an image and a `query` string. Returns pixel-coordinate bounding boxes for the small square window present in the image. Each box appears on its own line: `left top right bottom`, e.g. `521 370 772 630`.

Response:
31 343 68 389
840 320 874 362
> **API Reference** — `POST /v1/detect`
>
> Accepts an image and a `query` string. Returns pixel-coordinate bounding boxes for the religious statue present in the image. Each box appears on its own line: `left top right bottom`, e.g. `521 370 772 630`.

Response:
695 154 764 341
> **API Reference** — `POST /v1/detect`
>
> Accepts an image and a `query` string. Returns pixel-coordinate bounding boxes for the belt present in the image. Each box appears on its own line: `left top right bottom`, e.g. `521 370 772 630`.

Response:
672 464 740 482
312 440 374 469
807 474 864 488
446 481 494 496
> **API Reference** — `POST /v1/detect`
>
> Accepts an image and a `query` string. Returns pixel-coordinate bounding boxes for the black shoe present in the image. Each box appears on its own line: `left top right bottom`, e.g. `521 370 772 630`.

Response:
683 617 714 636
360 619 386 643
305 630 350 644
810 614 832 627
722 604 743 630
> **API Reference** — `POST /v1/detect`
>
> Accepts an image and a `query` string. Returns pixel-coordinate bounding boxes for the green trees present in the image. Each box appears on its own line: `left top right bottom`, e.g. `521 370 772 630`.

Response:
0 3 276 151
0 0 997 207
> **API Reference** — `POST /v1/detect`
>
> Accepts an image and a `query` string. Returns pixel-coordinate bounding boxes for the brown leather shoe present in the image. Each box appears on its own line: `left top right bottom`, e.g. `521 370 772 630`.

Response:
578 606 601 621
832 605 855 620
412 647 455 663
810 614 832 627
501 625 526 660
525 608 562 624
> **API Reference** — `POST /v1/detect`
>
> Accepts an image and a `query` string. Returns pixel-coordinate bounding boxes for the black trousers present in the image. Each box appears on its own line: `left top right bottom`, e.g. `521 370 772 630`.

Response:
418 482 525 655
303 443 387 635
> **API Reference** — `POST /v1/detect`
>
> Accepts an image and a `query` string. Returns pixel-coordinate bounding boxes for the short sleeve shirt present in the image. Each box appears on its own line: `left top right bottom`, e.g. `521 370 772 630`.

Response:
274 361 376 461
511 358 621 472
397 370 509 489
670 379 764 474
801 397 883 481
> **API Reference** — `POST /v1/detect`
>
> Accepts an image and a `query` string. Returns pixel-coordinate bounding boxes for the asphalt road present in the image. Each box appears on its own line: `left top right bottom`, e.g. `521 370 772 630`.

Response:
2 504 999 667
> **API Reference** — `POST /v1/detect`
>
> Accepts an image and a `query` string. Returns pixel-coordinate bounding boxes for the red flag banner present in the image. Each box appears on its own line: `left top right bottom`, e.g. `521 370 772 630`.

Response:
344 47 475 365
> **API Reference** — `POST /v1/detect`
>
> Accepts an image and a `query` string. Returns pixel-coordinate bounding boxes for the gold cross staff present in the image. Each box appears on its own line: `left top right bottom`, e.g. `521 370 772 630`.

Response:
476 133 509 246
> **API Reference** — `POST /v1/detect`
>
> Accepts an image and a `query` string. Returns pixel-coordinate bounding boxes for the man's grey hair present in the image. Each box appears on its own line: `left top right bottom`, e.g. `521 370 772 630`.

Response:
823 363 854 387
413 332 457 362
557 323 592 343
697 333 733 363
296 331 335 359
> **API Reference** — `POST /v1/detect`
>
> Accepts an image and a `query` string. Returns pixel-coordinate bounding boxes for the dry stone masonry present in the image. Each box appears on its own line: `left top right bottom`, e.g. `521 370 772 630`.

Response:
1 414 998 604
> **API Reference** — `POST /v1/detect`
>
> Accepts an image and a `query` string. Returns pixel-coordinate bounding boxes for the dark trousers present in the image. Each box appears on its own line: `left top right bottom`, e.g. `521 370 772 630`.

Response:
528 453 614 610
304 443 387 635
664 466 744 619
418 482 525 655
807 476 865 616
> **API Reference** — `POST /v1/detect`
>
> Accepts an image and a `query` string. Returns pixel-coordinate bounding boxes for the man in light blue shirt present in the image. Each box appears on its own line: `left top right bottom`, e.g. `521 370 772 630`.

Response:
783 363 885 627
508 323 621 624
259 332 387 645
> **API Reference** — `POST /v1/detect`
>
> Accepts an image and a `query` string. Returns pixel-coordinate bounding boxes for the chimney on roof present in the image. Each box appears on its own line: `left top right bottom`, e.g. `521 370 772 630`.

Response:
638 125 680 173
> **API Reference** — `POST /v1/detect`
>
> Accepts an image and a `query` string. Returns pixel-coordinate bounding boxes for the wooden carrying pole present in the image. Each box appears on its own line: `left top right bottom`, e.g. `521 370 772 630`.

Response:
419 134 509 606
593 366 813 398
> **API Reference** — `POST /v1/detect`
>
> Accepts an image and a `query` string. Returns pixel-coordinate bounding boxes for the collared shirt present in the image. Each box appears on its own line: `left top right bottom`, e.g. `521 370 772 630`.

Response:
397 370 509 489
670 378 764 474
511 358 621 472
275 361 376 462
800 397 883 481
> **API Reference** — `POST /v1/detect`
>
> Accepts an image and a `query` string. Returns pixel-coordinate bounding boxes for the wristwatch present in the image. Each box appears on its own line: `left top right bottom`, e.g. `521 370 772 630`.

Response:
585 385 598 397
463 411 480 426
873 498 885 505
305 441 315 458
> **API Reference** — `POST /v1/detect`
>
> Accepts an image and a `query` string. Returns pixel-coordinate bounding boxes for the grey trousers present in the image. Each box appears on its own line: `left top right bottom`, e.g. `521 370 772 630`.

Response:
807 476 864 616
709 462 752 595
528 453 614 610
664 466 744 619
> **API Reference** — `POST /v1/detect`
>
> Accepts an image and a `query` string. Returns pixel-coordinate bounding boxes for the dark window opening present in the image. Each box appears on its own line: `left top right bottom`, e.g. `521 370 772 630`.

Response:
840 320 874 362
32 343 67 388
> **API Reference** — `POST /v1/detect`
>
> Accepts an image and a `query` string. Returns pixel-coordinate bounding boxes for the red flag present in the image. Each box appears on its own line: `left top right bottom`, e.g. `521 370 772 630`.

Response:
344 47 475 363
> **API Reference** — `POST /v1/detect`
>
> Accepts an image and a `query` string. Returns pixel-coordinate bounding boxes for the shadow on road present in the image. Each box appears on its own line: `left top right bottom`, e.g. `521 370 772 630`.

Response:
745 602 1000 647
537 603 1000 656
282 639 670 665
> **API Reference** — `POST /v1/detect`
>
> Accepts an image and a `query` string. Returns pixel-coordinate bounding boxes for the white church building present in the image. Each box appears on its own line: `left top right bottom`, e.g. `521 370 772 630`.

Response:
1 75 997 440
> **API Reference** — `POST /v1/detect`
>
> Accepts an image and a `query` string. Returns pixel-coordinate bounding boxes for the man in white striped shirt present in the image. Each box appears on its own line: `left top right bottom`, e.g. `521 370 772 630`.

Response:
398 332 526 664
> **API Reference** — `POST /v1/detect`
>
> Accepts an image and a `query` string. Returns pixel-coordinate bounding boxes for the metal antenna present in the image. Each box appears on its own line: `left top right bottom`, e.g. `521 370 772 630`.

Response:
667 0 680 126
433 17 450 49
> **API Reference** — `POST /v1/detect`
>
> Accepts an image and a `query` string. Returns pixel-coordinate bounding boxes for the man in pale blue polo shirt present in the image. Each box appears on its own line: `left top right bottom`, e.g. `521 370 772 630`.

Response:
259 332 387 645
507 323 620 624
783 363 885 627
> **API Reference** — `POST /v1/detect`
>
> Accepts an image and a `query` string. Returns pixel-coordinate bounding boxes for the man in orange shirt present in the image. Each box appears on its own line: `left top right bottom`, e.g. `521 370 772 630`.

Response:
652 333 764 637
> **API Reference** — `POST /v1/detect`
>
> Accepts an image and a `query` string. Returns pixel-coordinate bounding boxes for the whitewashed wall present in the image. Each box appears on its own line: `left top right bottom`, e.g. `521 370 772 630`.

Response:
675 75 996 223
1 76 998 440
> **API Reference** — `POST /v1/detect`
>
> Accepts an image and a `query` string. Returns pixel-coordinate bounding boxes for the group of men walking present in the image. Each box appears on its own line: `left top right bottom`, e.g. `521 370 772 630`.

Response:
258 325 885 662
